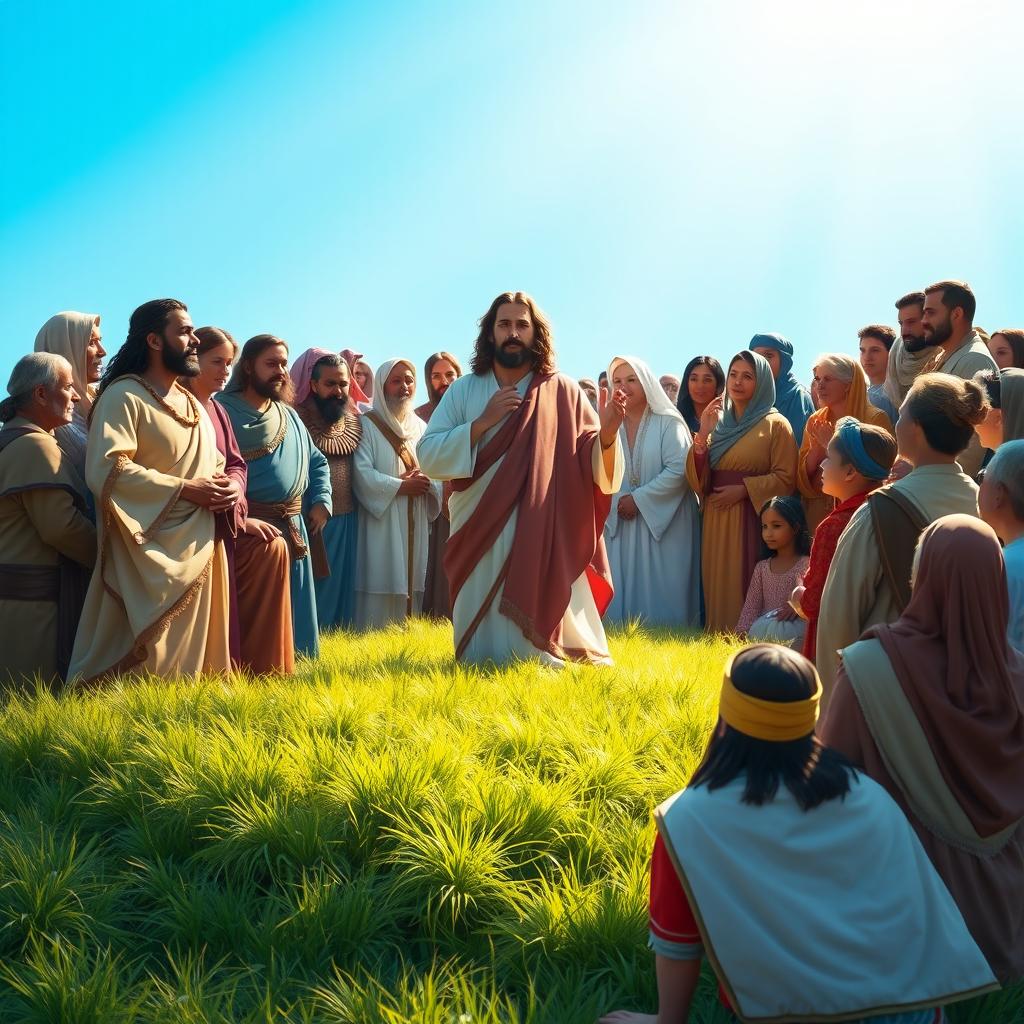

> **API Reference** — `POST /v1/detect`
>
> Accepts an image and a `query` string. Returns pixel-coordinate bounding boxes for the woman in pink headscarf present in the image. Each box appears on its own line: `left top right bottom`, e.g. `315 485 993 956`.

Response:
340 349 373 411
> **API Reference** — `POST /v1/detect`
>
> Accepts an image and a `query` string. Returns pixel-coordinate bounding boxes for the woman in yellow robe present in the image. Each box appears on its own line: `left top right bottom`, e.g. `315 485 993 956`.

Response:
797 354 893 533
686 351 798 633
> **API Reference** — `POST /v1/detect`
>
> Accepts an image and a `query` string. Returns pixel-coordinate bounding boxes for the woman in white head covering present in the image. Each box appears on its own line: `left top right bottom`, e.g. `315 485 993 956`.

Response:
351 359 441 628
33 311 103 480
604 356 701 628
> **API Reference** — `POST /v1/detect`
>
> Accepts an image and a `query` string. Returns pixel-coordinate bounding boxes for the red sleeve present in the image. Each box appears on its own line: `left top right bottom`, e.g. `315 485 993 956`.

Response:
649 833 701 944
799 513 842 619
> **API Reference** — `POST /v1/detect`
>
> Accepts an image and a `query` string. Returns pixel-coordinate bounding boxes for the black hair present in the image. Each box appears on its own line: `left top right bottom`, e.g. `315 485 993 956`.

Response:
759 495 810 557
974 368 1001 409
96 298 188 400
689 645 856 811
311 353 346 382
677 355 725 431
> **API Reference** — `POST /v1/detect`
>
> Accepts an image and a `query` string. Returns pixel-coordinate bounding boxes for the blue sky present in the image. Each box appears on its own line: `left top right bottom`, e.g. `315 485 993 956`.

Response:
3 0 1023 391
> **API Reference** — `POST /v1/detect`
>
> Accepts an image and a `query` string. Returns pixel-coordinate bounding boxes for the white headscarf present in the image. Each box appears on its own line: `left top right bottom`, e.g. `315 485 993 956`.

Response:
372 358 420 441
34 311 101 414
609 355 690 433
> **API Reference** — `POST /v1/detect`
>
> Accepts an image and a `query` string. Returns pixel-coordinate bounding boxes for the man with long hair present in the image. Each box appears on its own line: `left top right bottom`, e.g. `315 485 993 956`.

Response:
217 335 332 659
69 299 235 681
418 290 626 665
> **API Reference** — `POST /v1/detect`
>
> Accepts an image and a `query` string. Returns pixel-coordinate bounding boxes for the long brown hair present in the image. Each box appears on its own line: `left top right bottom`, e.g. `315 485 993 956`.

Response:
195 326 238 358
225 334 289 392
470 291 556 376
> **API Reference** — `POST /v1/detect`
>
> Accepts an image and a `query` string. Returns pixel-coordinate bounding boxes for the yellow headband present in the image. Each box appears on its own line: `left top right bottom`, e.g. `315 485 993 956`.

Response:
719 653 822 741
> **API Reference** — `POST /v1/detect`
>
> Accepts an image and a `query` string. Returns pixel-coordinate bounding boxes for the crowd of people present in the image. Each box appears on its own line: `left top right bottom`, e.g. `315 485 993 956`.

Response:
1 283 1024 1019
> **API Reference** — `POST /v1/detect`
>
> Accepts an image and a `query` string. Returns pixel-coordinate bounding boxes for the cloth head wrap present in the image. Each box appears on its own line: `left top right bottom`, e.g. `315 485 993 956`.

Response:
834 418 890 480
719 651 822 741
339 348 372 406
290 347 334 406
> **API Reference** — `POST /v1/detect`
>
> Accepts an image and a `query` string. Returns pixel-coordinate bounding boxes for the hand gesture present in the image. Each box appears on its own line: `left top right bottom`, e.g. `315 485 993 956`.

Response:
182 473 239 511
806 417 834 454
477 385 522 433
699 396 724 438
706 482 747 510
775 602 798 622
789 584 807 620
398 469 432 496
244 517 282 543
617 494 639 520
307 503 330 536
599 385 627 447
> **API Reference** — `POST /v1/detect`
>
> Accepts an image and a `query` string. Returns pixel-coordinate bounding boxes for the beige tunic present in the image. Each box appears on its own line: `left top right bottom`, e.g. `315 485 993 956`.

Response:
69 378 230 681
0 419 96 684
815 463 979 699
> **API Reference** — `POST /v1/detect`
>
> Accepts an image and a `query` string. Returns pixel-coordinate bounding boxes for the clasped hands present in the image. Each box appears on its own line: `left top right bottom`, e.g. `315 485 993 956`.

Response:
181 473 241 513
398 468 432 497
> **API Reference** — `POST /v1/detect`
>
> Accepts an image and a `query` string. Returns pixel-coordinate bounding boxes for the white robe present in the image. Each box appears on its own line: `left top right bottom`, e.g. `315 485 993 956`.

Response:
417 371 623 666
352 414 441 628
605 412 701 629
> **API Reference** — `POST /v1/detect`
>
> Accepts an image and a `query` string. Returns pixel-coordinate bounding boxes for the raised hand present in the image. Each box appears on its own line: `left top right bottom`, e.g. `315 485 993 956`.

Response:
471 385 522 445
699 396 724 439
599 386 627 447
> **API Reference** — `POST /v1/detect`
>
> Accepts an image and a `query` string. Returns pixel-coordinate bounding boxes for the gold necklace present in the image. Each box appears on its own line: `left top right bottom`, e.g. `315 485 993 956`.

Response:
131 376 201 428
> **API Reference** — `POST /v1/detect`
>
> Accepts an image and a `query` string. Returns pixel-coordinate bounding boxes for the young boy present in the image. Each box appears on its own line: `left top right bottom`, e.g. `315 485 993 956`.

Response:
790 418 897 664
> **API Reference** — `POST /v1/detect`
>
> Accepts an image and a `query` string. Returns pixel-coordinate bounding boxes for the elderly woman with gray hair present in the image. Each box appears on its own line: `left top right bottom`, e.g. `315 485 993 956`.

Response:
797 353 893 534
0 353 96 684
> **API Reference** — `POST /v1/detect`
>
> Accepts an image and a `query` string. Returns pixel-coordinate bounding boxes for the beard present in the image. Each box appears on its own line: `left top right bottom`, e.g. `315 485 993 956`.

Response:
386 395 414 423
494 339 534 369
902 333 935 354
252 373 296 405
163 345 200 377
313 393 347 423
921 317 952 348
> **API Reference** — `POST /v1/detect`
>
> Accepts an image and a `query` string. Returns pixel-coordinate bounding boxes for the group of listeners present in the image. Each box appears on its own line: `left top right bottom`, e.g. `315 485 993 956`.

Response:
1 281 1024 1019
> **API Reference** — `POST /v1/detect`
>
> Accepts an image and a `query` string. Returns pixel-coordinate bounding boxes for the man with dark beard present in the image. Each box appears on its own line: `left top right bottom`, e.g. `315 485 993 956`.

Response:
294 352 362 631
920 280 997 477
884 291 936 410
217 335 332 659
69 299 234 681
417 291 626 666
414 351 463 619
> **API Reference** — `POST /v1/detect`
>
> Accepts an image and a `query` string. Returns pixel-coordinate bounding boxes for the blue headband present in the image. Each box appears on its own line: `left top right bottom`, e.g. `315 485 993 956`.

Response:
835 419 889 480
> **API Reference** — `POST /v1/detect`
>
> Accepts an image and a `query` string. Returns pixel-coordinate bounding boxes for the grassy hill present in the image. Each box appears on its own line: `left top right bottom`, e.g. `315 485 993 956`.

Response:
0 623 1017 1022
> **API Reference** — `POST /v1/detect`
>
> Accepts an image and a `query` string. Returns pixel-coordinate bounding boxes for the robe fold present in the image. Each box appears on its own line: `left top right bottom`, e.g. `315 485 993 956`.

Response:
685 412 797 633
605 412 700 628
352 412 440 628
217 394 331 659
0 419 96 684
69 377 231 681
417 371 623 666
815 463 979 698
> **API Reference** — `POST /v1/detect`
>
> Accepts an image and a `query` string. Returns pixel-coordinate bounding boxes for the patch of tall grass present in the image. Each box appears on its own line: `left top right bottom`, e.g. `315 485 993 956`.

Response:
0 621 1017 1021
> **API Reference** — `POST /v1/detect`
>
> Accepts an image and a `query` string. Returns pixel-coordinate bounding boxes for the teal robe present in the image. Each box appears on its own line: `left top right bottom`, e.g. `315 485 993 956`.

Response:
217 395 331 659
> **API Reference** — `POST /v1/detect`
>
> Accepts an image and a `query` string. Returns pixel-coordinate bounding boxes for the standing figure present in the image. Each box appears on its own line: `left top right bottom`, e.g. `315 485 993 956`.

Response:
294 351 362 632
217 335 332 660
686 351 798 633
186 328 294 674
0 354 96 684
676 356 724 435
33 311 105 482
353 358 440 628
748 333 815 445
414 351 463 619
70 299 235 682
797 354 892 534
604 356 700 629
417 291 625 666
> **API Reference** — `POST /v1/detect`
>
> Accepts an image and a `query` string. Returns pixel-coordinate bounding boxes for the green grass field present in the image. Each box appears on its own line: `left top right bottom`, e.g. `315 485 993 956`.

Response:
0 622 1018 1023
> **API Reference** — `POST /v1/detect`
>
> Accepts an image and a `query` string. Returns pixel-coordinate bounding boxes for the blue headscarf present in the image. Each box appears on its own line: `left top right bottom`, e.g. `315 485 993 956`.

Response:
709 351 777 467
748 333 814 445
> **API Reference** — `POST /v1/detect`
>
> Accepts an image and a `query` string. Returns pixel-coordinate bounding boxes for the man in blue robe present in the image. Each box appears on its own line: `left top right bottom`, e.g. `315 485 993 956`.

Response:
218 335 331 659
